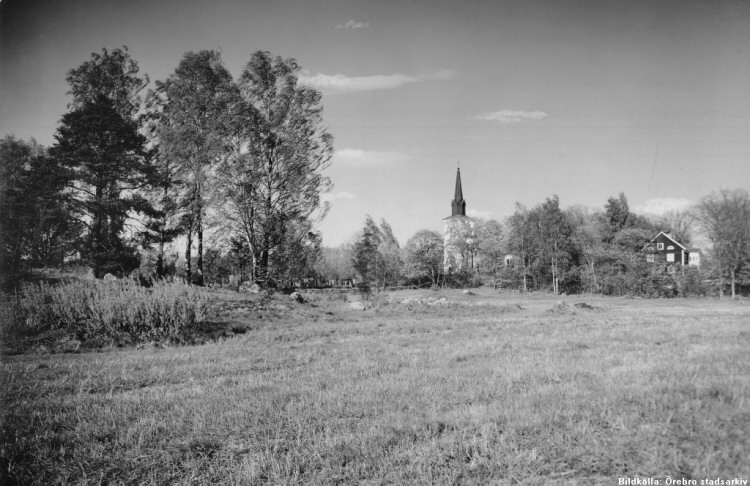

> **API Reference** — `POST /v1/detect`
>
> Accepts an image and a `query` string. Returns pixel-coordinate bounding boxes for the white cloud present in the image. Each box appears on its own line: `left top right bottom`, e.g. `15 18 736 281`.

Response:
321 191 357 202
477 109 548 123
298 70 453 93
335 148 365 159
333 148 408 166
335 20 369 29
467 209 493 219
633 197 693 216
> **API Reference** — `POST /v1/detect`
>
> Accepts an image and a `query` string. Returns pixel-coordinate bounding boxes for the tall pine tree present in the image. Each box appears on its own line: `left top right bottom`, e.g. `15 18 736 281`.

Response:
51 47 152 278
52 95 152 277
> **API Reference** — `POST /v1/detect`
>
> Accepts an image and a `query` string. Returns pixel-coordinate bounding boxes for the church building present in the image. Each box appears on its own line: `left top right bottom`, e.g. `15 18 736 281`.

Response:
443 168 476 272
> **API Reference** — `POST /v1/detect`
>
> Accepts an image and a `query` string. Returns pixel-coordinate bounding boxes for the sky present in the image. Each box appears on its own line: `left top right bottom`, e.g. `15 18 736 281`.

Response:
2 0 749 247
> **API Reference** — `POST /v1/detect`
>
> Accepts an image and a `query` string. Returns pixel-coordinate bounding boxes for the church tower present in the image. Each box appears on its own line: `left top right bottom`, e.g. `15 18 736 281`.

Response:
443 167 475 272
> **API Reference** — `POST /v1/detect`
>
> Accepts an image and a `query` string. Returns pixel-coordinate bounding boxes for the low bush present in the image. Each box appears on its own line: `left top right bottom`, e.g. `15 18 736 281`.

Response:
2 279 215 345
442 271 483 289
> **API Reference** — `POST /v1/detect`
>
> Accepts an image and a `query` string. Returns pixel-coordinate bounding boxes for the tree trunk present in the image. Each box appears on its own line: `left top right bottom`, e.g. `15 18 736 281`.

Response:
92 186 104 278
185 224 192 284
157 239 165 278
551 259 556 295
157 181 169 278
731 269 736 299
196 215 204 286
591 260 597 293
257 163 273 286
242 207 257 284
259 245 269 285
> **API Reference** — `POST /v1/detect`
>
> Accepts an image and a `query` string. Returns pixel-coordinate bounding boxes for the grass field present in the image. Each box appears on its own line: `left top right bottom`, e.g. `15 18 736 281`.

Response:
2 288 749 484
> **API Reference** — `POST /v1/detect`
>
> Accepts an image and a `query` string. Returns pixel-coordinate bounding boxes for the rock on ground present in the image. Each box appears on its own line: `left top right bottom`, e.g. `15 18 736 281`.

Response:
349 301 366 311
550 300 576 314
401 297 448 306
239 282 261 293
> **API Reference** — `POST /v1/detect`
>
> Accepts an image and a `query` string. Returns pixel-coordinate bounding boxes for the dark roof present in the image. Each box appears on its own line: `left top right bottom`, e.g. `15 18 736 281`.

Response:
454 168 464 201
450 167 466 216
649 231 687 250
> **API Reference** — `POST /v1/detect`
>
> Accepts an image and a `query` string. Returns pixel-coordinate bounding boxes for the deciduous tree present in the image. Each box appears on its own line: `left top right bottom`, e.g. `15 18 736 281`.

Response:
535 196 574 294
695 189 750 298
0 136 76 286
652 210 694 247
223 51 333 285
375 219 403 289
474 220 506 288
352 216 401 290
153 50 236 285
506 204 532 292
314 244 356 283
403 229 444 285
566 205 608 293
605 192 630 240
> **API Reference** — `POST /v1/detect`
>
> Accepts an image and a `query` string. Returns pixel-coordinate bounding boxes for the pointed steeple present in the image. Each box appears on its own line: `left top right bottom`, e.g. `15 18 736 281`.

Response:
451 167 466 216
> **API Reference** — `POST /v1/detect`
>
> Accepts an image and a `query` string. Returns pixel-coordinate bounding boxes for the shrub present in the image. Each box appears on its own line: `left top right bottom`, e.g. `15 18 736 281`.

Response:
442 271 482 289
355 281 373 300
676 266 708 297
2 279 215 345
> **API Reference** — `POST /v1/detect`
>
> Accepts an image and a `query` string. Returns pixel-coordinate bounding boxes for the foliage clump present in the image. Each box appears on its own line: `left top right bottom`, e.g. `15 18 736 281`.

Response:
2 279 214 346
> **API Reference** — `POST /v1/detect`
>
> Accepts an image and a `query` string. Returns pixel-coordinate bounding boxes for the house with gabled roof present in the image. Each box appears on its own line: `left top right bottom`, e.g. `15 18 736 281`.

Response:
643 231 701 268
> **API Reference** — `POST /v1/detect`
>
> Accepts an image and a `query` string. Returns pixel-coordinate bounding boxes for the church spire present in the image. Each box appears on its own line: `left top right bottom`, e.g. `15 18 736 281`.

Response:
451 167 466 216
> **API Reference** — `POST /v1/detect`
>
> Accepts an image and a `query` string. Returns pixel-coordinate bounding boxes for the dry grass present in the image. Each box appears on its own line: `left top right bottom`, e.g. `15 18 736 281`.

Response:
1 289 749 484
1 280 215 348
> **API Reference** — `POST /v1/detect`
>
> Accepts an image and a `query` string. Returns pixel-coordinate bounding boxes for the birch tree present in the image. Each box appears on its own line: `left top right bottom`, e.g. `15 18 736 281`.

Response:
153 50 235 284
227 51 333 284
506 204 532 292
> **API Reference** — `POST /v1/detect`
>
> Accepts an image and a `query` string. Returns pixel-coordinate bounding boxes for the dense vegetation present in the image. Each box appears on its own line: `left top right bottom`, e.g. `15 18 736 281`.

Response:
327 191 749 298
1 46 748 298
0 47 331 291
1 279 214 348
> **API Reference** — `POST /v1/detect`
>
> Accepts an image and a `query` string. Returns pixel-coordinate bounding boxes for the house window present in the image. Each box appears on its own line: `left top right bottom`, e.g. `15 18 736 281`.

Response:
667 245 674 250
666 253 675 262
657 243 664 250
647 254 655 263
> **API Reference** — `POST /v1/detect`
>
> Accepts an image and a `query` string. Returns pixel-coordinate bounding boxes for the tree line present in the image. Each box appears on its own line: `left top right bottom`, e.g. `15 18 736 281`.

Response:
1 47 332 289
2 47 747 297
319 191 750 298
